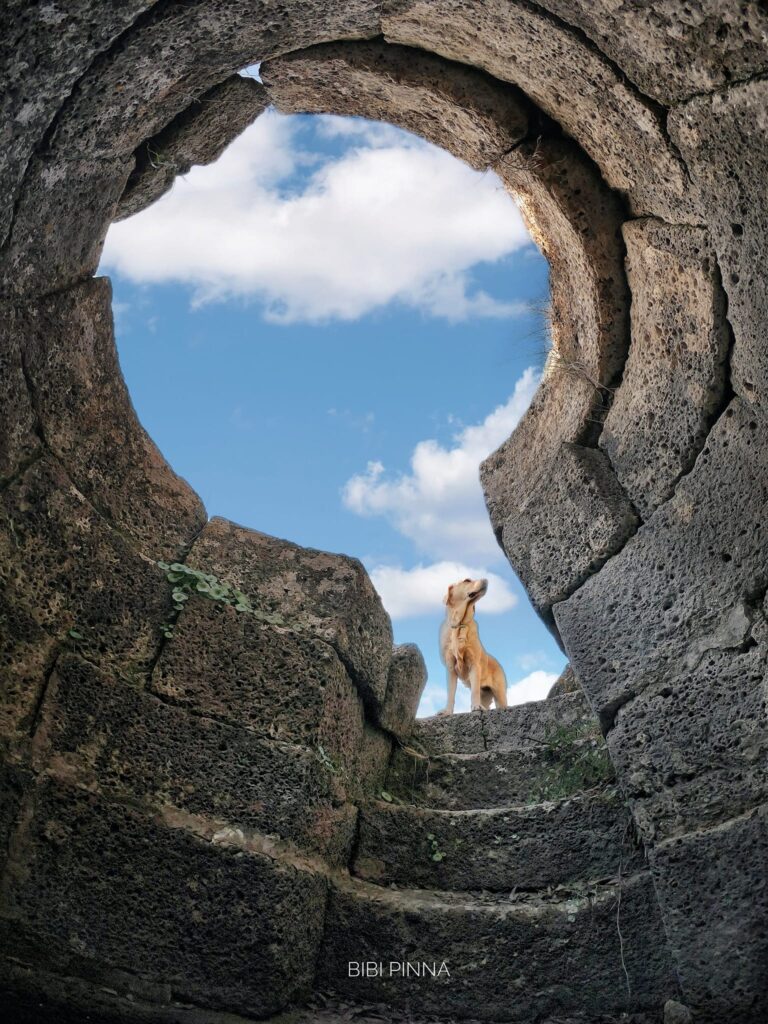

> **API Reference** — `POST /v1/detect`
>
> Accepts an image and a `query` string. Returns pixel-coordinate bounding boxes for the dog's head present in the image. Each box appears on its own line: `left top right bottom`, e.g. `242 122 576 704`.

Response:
444 577 488 626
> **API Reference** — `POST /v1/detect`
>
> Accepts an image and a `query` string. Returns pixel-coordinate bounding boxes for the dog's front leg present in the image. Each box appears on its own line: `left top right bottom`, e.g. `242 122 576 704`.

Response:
439 666 458 716
469 667 483 711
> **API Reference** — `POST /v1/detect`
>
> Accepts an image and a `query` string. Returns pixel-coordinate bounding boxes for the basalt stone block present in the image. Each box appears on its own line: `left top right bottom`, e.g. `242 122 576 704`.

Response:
0 457 171 742
495 138 629 383
529 1 768 105
650 807 768 1020
322 871 675 1019
37 654 354 863
263 40 528 170
670 79 768 409
186 517 393 713
2 780 327 1017
353 789 640 891
383 0 700 222
7 278 206 559
152 598 365 769
48 0 382 164
482 371 600 539
608 640 767 843
501 443 640 621
555 398 768 732
413 692 593 756
0 154 134 298
0 762 28 878
378 643 426 742
0 1 154 247
601 219 730 518
354 723 393 798
0 330 39 483
117 76 269 220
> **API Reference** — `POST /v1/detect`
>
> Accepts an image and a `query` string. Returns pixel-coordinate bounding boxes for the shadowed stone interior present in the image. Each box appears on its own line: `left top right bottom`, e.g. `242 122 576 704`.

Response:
1 4 767 1023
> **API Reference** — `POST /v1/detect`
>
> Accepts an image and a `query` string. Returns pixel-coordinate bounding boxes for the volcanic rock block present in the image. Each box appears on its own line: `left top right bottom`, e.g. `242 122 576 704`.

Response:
601 219 730 518
529 1 768 105
501 442 640 621
37 655 356 863
2 780 328 1017
378 643 426 742
0 328 40 483
7 278 206 560
608 638 767 844
650 805 768 1020
322 872 676 1019
353 789 640 891
670 78 768 409
414 693 593 756
151 598 365 768
354 723 393 798
382 0 700 222
0 0 154 247
1 153 135 298
185 517 393 713
0 457 172 744
117 75 269 220
555 398 768 732
262 39 528 170
482 135 629 539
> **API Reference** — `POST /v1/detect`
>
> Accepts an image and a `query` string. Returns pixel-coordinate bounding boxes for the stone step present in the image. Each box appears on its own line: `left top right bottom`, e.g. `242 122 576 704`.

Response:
353 789 642 891
387 730 614 810
321 871 676 1021
412 692 594 756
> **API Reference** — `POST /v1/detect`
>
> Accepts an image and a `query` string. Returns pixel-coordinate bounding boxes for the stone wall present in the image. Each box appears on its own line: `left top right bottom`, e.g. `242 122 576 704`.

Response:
1 3 767 1022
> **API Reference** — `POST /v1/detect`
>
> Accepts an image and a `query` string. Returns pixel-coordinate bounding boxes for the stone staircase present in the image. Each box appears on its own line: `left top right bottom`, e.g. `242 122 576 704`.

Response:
317 694 677 1021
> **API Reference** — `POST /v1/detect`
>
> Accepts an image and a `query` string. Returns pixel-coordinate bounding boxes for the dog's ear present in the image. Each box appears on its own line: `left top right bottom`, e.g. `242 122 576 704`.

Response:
444 584 454 606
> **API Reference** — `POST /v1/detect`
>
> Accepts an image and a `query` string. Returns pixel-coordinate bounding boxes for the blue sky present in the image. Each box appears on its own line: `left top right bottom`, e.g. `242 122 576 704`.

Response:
100 108 566 716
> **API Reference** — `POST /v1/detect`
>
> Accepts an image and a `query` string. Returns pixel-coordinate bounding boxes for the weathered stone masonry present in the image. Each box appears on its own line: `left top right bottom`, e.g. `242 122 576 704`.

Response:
1 2 767 1022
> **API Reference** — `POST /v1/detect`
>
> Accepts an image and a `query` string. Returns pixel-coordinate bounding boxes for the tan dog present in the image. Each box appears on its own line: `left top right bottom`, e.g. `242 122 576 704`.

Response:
439 577 507 715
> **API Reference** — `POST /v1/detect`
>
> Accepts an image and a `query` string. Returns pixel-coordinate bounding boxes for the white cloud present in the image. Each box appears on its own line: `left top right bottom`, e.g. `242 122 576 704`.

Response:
370 561 517 620
343 368 539 562
100 109 531 322
507 670 559 705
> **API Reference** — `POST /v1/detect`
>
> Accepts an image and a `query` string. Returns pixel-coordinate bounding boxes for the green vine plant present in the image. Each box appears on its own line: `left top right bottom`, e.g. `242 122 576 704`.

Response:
157 561 284 639
426 833 446 863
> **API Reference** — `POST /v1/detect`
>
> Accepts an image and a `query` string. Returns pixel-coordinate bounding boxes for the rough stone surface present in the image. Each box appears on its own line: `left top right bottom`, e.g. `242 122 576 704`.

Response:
0 329 40 484
0 1 154 247
501 443 640 620
354 789 640 890
601 219 731 518
322 872 675 1019
481 136 629 542
383 0 700 222
651 807 768 1021
4 278 206 559
0 457 171 746
263 40 528 170
555 398 768 734
186 517 393 713
1 154 135 299
117 76 269 221
413 693 593 756
670 78 768 410
378 643 426 742
610 639 767 844
34 655 355 862
2 780 328 1017
151 599 365 770
530 1 768 105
